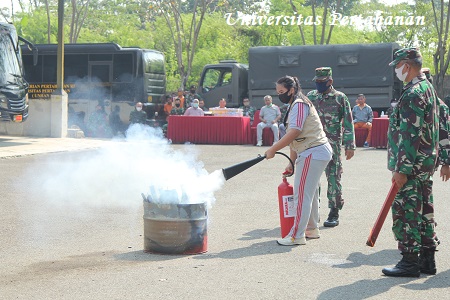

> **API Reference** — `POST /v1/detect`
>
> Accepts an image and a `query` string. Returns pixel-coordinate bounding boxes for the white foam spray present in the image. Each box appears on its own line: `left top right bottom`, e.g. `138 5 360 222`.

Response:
27 124 225 210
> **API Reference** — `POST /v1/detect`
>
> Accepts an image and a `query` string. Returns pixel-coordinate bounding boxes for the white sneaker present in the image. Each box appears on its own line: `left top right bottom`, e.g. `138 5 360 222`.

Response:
256 141 262 147
277 236 306 246
306 228 320 239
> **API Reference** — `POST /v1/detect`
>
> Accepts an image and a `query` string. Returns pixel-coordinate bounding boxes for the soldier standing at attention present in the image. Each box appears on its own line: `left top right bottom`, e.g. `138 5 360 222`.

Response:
307 67 355 228
382 48 441 277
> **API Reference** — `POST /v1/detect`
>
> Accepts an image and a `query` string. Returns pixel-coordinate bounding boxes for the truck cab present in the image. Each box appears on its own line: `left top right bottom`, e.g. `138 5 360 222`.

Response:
197 60 248 109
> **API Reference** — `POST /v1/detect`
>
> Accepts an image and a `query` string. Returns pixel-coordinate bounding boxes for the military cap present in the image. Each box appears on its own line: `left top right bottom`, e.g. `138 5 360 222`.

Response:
389 47 422 67
312 67 332 81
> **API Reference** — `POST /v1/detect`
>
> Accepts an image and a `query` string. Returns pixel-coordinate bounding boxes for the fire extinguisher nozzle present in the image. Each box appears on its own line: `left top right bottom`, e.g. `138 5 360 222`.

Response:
222 155 266 181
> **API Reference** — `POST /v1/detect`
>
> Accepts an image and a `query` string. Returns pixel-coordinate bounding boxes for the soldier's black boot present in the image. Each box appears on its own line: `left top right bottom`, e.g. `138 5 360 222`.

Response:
323 208 339 227
382 252 420 277
419 248 437 275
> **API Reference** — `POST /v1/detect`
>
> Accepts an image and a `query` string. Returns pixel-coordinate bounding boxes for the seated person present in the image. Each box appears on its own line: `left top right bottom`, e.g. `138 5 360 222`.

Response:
87 105 112 138
256 95 281 146
109 105 126 135
351 94 373 147
129 102 147 125
170 98 185 115
184 99 205 116
239 97 256 125
164 95 173 121
216 98 227 109
199 99 208 112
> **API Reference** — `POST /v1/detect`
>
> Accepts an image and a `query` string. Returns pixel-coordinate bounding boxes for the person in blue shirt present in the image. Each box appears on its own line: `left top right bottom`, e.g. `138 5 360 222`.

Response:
352 94 373 147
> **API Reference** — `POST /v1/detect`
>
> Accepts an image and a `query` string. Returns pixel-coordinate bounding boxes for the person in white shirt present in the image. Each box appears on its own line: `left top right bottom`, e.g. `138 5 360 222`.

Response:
184 99 205 116
256 95 281 146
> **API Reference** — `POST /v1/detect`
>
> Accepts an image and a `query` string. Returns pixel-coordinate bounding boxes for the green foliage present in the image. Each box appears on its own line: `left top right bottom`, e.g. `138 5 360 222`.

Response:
9 0 450 92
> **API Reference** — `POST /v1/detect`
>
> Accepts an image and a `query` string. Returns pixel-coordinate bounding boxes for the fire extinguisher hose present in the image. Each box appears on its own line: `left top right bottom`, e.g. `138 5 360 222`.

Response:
275 151 295 177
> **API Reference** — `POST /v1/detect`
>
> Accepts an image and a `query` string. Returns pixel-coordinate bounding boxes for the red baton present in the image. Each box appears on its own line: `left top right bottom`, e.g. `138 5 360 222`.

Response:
366 182 399 247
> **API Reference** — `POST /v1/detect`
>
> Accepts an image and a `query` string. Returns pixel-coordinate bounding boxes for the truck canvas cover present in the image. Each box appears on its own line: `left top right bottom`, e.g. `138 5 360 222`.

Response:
248 43 400 108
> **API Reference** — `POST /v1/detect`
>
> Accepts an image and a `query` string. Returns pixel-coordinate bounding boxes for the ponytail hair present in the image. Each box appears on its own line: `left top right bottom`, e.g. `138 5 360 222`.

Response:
276 75 311 104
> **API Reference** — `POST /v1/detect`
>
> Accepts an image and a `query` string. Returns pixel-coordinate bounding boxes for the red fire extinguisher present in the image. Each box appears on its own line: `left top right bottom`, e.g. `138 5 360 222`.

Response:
278 172 295 238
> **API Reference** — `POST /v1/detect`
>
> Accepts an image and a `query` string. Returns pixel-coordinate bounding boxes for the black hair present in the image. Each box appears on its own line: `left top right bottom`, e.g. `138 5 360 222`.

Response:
276 75 311 104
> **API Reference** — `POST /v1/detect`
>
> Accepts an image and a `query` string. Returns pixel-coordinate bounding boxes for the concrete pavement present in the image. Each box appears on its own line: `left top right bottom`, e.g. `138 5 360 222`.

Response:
0 136 449 299
0 135 115 158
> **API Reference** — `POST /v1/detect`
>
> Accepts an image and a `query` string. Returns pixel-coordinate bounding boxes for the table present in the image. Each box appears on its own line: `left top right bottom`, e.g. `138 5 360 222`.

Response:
371 117 389 148
167 115 251 144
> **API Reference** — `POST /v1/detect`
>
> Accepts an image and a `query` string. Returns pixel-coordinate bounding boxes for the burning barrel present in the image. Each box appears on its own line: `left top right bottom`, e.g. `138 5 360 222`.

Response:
143 201 208 254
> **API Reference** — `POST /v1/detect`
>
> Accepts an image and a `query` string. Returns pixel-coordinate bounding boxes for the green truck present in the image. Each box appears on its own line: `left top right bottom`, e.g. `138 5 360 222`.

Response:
197 43 402 113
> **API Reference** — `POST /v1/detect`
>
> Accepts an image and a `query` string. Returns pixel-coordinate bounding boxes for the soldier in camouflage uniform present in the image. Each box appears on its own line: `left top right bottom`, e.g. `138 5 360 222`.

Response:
239 97 257 125
307 67 356 228
170 98 185 115
382 48 446 277
422 68 450 182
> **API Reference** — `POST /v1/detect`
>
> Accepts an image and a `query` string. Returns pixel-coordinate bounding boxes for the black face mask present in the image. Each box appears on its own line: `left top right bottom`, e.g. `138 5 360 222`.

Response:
190 89 195 94
278 90 292 104
175 103 180 107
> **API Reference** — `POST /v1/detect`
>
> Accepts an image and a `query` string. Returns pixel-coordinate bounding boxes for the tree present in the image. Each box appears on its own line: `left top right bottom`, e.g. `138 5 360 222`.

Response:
68 0 90 43
288 0 350 45
431 0 450 97
150 0 214 90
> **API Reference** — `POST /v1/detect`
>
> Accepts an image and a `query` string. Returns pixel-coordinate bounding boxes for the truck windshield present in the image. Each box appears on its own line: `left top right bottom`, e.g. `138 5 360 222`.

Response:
0 32 21 86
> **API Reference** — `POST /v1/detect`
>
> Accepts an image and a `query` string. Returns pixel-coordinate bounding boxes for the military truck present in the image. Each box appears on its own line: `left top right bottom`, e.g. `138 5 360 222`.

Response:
197 43 402 113
0 22 36 122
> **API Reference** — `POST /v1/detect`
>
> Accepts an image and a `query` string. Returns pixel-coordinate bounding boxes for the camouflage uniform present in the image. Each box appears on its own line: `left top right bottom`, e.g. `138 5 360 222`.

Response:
422 68 450 166
240 105 257 124
170 106 185 115
387 55 440 254
129 109 147 124
307 67 356 210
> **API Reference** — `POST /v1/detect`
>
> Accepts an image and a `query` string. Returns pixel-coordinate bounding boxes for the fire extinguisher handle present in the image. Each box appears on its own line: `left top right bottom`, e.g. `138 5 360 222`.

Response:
275 151 295 177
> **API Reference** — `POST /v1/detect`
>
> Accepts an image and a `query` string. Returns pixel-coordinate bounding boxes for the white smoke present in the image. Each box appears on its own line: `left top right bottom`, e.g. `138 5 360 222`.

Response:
27 124 225 210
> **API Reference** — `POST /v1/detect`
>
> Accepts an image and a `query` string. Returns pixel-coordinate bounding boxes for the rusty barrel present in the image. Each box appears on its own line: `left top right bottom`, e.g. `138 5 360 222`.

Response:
143 201 208 254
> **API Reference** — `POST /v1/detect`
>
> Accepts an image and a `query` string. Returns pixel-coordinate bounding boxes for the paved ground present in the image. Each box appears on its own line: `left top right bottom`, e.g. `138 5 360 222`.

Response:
0 134 449 299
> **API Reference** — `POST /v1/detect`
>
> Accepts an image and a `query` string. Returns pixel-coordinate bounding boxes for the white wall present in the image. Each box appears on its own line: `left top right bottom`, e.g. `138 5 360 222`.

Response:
0 99 53 137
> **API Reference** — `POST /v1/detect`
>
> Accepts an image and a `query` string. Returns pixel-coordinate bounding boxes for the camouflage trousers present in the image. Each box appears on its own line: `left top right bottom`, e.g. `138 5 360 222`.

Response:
391 175 440 253
323 142 344 210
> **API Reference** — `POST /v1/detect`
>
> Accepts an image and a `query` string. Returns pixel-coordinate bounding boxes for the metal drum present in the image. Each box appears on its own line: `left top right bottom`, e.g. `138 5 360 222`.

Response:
143 201 208 254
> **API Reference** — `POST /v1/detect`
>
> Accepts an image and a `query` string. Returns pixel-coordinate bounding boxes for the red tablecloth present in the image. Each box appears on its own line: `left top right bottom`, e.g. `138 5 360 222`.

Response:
167 115 251 145
371 117 389 148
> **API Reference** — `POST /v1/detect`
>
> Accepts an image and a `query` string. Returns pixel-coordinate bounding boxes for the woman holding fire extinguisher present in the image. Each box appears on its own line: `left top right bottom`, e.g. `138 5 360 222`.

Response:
265 75 332 246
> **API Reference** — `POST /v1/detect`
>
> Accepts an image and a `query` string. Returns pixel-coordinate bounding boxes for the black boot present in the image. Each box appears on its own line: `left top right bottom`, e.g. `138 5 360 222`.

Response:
323 208 339 227
419 248 437 275
382 252 420 277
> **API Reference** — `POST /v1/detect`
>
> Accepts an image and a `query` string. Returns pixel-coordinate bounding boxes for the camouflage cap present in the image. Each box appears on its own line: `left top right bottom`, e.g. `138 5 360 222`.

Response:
312 67 332 81
389 47 422 67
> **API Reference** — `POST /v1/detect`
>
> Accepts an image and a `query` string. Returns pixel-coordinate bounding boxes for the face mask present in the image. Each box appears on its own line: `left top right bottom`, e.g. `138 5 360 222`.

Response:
315 81 330 93
266 103 272 108
395 64 408 82
190 89 195 93
391 102 398 108
192 103 199 108
278 91 292 104
136 107 142 111
175 103 180 107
